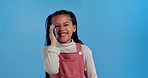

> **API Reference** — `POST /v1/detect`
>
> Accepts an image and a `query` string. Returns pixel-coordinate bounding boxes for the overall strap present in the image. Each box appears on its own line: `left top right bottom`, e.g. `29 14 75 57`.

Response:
76 43 82 53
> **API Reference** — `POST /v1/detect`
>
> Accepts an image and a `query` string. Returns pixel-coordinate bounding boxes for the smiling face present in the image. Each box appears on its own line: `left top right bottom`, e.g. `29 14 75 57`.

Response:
52 14 76 43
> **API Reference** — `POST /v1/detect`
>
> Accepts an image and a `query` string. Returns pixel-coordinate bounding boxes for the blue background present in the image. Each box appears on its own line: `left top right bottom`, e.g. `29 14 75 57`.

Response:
0 0 148 78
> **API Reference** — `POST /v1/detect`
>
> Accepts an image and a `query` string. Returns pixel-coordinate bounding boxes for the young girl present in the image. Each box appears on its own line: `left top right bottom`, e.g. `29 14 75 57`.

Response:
42 10 98 78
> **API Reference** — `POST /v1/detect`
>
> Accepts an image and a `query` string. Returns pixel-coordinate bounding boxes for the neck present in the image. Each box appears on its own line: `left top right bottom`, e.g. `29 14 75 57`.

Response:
56 39 75 47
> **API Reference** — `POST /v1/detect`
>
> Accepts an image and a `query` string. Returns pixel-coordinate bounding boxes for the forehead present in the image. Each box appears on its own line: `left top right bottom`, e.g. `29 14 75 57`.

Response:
52 14 72 23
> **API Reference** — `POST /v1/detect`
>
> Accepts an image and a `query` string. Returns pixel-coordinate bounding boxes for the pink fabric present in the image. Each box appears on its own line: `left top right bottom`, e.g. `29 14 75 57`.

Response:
49 43 85 78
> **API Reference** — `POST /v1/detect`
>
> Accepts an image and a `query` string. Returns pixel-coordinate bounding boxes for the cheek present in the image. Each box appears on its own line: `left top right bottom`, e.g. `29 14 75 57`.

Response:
67 28 74 33
68 29 75 37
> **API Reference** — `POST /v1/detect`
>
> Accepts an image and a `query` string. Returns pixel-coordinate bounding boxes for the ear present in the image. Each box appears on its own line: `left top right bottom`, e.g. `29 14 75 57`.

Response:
73 25 76 32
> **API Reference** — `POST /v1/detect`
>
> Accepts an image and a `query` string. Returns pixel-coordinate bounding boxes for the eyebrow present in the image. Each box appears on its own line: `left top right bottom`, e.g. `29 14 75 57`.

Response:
64 21 71 23
54 22 70 25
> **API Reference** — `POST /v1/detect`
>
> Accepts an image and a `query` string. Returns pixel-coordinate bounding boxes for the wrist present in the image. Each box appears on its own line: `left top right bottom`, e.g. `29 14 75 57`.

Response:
50 43 57 46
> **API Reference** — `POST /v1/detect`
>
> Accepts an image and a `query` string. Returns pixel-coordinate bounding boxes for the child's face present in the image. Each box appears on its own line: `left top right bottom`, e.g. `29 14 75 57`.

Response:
52 14 76 43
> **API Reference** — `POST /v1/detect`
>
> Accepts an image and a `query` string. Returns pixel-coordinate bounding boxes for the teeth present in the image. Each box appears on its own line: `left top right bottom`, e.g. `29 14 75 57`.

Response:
60 34 66 36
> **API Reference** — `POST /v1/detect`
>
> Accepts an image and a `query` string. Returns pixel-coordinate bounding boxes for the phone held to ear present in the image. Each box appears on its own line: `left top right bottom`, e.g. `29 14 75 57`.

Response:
53 28 57 37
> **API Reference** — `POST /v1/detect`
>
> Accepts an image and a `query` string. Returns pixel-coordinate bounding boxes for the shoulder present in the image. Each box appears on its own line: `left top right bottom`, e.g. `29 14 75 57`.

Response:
42 46 49 51
81 44 93 56
42 46 60 52
81 45 92 53
42 46 48 51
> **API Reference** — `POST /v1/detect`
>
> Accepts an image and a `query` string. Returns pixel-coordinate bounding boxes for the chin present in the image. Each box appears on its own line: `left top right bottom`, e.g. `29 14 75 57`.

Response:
58 39 71 43
58 39 67 43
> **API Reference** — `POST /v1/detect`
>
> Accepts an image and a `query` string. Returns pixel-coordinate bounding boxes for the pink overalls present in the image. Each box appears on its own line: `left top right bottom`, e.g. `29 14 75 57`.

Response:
49 43 85 78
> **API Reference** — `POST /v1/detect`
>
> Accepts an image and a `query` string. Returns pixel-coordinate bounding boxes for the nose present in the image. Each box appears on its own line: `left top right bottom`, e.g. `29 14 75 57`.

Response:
59 25 65 31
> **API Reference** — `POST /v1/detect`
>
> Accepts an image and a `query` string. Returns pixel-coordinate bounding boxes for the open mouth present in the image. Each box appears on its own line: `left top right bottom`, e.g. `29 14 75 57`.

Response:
58 32 68 37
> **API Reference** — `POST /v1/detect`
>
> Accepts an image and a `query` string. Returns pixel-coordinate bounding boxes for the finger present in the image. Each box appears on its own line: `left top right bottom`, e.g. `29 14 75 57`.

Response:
50 24 55 30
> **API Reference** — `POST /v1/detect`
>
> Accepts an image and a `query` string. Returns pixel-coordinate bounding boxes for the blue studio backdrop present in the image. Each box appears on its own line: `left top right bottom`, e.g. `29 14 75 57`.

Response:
0 0 148 78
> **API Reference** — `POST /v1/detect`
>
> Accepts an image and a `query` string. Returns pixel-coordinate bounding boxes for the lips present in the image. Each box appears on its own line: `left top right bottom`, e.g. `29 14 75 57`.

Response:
58 32 67 37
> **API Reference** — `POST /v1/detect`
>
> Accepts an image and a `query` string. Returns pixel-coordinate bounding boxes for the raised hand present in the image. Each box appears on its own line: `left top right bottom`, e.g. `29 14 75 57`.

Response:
49 24 57 46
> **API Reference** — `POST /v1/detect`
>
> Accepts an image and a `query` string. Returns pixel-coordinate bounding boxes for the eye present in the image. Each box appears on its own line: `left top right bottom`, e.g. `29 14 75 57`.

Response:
64 24 69 26
55 26 60 28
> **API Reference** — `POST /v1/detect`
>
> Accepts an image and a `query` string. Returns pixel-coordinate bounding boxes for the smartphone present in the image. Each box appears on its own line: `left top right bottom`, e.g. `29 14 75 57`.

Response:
53 28 57 38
